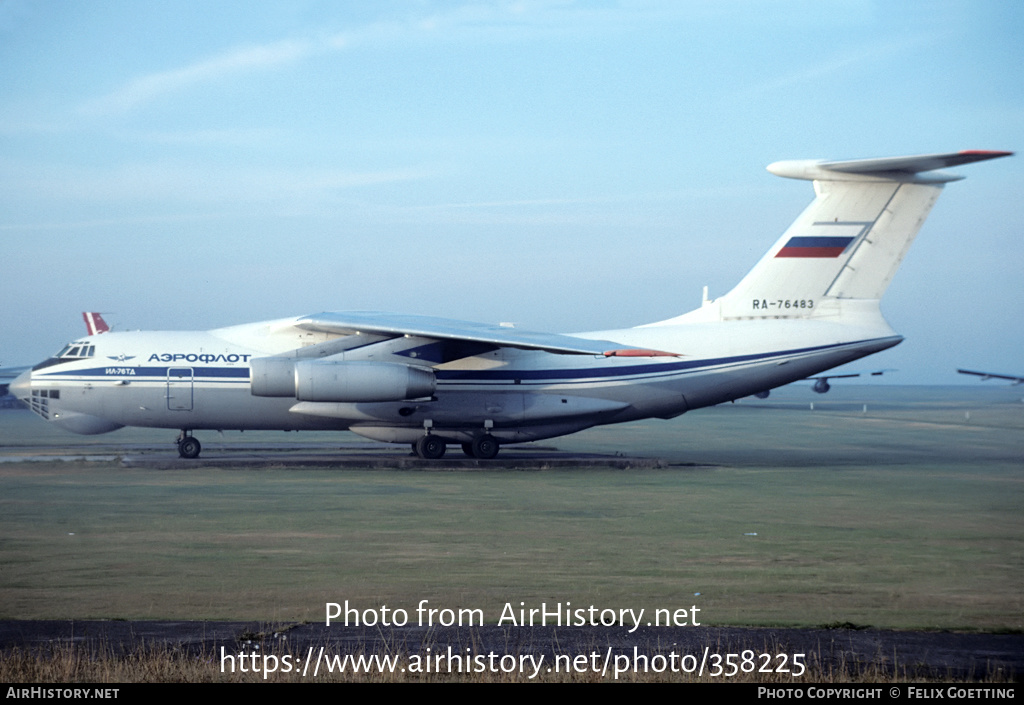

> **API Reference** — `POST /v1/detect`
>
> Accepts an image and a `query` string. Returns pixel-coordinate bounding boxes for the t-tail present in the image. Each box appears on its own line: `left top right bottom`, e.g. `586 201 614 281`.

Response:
663 150 1011 326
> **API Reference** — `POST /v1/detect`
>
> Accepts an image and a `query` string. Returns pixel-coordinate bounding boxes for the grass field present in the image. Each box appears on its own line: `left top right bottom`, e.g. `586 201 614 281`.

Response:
1 385 1021 631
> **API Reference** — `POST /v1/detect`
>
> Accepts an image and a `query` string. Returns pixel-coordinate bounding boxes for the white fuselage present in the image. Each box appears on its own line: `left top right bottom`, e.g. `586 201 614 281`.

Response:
12 312 900 444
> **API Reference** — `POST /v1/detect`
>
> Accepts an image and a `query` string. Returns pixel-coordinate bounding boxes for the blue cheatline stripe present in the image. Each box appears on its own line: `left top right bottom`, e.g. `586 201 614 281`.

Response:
38 366 251 380
436 338 895 383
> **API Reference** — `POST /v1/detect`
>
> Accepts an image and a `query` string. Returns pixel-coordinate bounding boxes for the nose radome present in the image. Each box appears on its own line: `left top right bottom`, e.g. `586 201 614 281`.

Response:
9 369 31 402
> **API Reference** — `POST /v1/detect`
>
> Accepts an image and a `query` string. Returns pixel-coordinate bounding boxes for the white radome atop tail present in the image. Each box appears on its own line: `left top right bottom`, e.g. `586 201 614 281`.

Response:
10 150 1012 459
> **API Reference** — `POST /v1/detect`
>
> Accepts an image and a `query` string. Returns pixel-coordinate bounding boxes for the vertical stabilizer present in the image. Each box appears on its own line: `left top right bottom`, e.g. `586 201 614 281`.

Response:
83 312 111 336
701 150 1011 322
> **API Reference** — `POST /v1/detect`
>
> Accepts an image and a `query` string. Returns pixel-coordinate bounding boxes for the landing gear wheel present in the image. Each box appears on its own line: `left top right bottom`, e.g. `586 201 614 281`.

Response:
414 435 446 459
462 443 475 458
471 434 499 459
178 436 201 459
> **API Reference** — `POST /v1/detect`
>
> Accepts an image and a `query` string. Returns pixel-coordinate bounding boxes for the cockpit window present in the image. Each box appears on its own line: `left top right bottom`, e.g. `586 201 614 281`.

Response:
32 341 97 371
55 342 95 359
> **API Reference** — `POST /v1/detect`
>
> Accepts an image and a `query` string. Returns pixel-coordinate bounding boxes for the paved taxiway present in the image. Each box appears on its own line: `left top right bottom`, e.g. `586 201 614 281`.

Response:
0 439 667 469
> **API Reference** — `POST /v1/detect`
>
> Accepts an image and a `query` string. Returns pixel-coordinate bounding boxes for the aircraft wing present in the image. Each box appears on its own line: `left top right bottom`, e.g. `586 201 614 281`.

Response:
808 370 888 381
295 311 624 356
957 369 1024 384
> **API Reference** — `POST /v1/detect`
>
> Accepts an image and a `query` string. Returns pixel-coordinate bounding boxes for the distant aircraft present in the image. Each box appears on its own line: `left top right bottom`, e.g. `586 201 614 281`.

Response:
8 150 1011 459
0 365 29 398
752 370 888 398
957 369 1024 385
83 312 111 336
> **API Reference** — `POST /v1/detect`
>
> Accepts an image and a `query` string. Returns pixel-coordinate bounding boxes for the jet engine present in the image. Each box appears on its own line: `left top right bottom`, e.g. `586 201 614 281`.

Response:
812 378 831 394
250 358 435 402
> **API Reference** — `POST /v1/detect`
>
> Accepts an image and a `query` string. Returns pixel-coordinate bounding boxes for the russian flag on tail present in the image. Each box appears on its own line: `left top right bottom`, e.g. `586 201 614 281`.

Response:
775 236 854 258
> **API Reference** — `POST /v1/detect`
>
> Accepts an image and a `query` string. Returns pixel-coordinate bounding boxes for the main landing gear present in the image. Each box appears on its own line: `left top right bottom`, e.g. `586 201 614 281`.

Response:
463 434 499 460
177 431 201 459
412 433 500 460
413 435 446 459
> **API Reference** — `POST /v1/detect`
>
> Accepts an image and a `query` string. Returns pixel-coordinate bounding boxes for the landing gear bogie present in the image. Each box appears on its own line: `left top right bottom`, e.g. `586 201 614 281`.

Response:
471 434 499 459
461 435 501 459
414 435 446 459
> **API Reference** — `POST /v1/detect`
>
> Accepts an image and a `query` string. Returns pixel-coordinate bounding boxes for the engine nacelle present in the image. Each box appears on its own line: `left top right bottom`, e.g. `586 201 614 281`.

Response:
250 357 299 397
250 357 435 402
297 360 435 402
812 378 831 394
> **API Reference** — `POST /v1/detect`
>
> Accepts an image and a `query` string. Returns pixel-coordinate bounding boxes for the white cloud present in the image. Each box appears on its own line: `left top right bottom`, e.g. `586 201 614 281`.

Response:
736 32 942 100
74 1 694 117
0 159 437 215
79 38 315 116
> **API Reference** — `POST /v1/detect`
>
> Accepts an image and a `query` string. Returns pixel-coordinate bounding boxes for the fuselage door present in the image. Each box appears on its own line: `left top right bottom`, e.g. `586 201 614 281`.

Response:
167 367 194 411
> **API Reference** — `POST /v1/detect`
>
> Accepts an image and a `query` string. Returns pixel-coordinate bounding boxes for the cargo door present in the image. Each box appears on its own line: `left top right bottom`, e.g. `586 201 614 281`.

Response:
166 367 194 411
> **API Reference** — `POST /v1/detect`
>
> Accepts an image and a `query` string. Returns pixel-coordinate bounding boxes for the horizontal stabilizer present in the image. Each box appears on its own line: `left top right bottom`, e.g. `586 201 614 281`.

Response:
769 150 1012 183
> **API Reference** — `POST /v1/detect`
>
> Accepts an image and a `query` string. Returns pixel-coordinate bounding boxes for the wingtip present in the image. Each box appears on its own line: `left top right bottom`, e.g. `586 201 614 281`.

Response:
958 150 1013 157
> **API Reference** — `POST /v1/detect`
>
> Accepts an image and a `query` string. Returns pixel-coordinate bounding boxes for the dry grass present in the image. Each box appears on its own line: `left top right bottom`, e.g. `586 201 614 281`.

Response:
2 638 1013 683
1 454 1019 630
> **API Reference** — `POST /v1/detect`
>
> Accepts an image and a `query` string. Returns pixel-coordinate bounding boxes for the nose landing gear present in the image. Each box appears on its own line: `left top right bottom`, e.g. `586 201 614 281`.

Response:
177 431 201 459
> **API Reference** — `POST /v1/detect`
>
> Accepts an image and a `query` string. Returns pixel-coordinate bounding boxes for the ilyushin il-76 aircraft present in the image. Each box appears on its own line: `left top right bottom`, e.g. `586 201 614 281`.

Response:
10 150 1011 459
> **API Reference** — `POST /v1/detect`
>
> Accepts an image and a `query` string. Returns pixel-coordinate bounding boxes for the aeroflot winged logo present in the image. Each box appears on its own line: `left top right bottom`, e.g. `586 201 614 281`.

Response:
775 236 854 258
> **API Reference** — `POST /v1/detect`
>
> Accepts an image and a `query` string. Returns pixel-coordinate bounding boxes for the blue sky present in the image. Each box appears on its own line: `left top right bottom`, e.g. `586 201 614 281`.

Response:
2 0 1021 383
